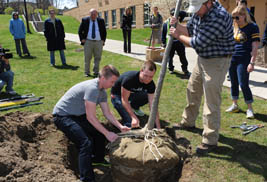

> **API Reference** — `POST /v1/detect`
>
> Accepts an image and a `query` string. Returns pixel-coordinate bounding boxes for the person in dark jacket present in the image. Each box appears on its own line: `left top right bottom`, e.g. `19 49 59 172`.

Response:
44 9 66 67
78 8 107 78
0 53 16 95
162 9 189 76
9 12 30 58
121 7 133 53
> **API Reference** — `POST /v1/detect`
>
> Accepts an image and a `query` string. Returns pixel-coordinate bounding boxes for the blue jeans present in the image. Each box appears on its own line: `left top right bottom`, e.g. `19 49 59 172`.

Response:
229 57 253 104
54 114 105 182
0 70 14 92
50 50 66 65
111 92 148 127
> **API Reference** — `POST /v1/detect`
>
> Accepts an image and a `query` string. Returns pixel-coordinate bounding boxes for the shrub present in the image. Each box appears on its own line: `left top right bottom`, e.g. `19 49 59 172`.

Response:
4 7 14 15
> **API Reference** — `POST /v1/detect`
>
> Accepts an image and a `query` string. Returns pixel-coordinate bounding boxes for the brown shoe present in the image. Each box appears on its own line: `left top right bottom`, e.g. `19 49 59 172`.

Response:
196 143 217 155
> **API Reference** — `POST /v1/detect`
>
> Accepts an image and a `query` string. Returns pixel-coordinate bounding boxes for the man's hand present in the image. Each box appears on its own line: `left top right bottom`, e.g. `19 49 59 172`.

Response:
120 125 131 132
102 40 105 46
106 131 119 142
170 27 179 39
170 17 178 25
247 63 254 73
131 117 140 128
81 39 86 44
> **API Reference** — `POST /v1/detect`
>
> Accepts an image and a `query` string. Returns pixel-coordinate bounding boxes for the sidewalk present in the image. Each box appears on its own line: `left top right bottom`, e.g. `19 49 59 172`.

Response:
65 33 267 100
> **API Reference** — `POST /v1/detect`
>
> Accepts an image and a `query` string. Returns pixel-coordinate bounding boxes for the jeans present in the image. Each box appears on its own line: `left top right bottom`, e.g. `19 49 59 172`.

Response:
111 92 148 127
122 29 131 53
168 41 188 72
15 38 30 55
229 57 253 104
0 70 14 92
50 50 66 65
53 114 106 182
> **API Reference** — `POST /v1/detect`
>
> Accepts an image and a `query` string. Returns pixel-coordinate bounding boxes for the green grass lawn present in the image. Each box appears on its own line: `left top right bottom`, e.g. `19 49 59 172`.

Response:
1 14 267 182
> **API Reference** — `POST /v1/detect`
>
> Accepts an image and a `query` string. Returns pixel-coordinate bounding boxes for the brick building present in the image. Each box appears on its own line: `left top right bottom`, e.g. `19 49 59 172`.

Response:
64 0 267 38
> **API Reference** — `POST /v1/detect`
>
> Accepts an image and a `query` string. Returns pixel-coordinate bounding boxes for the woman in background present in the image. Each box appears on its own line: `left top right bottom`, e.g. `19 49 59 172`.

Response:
225 5 260 119
121 7 133 53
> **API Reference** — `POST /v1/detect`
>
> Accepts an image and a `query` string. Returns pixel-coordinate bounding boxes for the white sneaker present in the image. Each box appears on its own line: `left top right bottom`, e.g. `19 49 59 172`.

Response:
7 90 17 95
225 104 239 113
246 109 254 119
133 108 145 117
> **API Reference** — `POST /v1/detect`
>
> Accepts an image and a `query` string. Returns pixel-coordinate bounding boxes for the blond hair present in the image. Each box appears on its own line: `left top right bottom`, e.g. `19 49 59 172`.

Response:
232 5 252 36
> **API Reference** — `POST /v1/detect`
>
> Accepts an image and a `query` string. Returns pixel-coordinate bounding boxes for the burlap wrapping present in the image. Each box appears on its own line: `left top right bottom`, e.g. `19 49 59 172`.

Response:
109 129 182 182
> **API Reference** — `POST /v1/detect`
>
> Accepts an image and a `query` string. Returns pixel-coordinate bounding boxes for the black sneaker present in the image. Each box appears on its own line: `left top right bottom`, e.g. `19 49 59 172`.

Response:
92 159 110 167
183 70 190 77
196 143 217 155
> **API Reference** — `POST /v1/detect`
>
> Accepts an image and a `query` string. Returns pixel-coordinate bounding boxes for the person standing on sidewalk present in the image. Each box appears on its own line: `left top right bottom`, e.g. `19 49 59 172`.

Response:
162 9 189 76
78 8 107 78
9 12 31 58
170 0 234 154
53 65 130 182
150 6 163 48
44 9 67 67
121 7 133 53
225 5 260 119
110 60 161 129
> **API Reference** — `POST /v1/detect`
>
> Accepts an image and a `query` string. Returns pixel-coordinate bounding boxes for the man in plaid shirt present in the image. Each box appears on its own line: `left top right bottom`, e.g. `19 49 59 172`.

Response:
170 0 234 154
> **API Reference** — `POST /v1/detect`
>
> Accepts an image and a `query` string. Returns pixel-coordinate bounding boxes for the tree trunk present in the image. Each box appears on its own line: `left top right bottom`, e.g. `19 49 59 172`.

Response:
147 0 183 130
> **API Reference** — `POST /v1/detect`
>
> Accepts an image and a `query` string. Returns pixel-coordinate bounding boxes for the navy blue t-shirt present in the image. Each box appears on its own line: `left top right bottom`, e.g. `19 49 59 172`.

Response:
233 23 260 58
111 71 155 96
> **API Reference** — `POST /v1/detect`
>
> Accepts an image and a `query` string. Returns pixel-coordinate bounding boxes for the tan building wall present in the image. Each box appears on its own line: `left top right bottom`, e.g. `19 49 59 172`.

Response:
64 0 267 37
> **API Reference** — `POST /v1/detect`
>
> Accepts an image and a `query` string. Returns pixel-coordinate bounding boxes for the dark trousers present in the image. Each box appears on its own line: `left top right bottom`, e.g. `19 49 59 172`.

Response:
111 91 148 127
229 58 253 104
54 114 106 182
14 38 29 55
122 29 131 53
169 41 188 72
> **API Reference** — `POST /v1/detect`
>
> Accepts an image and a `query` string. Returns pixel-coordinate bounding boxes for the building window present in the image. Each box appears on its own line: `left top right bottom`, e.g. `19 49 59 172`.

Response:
112 10 116 27
98 12 102 18
104 11 109 28
131 6 136 26
144 3 151 26
85 0 88 2
120 8 125 26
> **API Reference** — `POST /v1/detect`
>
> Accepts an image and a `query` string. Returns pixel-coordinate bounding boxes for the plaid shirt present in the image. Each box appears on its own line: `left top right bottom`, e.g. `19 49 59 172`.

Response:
187 1 235 58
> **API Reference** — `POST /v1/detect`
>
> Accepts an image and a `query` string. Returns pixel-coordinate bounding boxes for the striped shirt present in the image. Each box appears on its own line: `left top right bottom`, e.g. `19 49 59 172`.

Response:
187 1 235 58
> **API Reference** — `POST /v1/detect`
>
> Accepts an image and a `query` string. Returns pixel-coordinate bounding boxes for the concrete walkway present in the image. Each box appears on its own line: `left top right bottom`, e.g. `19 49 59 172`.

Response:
65 33 267 100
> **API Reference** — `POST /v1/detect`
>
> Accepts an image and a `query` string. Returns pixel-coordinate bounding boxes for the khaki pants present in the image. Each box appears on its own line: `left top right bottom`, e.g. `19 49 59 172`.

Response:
84 39 103 75
181 56 231 145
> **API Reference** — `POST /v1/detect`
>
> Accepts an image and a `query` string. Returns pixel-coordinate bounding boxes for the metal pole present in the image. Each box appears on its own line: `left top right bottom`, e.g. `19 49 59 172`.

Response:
147 0 183 130
23 0 32 34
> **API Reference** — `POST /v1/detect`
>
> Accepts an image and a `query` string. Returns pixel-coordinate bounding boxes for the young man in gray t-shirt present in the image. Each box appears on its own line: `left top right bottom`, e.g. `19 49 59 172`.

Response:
53 65 130 182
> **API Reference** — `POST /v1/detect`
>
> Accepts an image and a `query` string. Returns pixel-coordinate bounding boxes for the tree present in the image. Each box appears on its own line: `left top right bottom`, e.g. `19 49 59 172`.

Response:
151 0 189 19
4 7 14 14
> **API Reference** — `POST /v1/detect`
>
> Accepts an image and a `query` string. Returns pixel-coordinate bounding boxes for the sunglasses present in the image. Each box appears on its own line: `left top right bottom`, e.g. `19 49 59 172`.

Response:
232 16 240 20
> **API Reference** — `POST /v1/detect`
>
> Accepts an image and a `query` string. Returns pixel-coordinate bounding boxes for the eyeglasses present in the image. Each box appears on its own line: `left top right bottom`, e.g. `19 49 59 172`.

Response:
232 16 239 20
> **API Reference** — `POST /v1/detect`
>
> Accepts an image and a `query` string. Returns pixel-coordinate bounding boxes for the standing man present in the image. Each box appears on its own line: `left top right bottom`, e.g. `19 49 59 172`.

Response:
44 9 67 67
78 8 107 78
110 60 161 129
162 9 189 76
150 6 163 48
170 0 234 154
53 65 130 182
9 12 31 58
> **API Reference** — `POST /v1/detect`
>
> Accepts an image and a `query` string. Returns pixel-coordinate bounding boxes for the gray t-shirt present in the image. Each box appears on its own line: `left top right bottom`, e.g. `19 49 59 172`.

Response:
53 78 107 116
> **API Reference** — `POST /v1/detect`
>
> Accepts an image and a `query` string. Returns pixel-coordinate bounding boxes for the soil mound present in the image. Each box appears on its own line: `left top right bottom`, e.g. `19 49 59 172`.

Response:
0 111 77 182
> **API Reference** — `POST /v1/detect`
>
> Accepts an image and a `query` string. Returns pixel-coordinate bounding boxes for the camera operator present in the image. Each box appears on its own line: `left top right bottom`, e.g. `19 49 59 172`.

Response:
0 53 16 95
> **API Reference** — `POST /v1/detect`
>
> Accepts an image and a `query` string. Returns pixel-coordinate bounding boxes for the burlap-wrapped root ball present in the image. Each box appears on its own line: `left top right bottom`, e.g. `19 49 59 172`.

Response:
109 129 182 182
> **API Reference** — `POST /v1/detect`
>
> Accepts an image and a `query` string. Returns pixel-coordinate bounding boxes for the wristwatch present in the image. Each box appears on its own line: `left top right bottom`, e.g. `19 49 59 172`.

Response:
250 62 255 66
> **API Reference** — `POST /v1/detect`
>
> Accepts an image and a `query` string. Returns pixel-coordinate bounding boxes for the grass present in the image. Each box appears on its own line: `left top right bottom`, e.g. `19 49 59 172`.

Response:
1 14 267 182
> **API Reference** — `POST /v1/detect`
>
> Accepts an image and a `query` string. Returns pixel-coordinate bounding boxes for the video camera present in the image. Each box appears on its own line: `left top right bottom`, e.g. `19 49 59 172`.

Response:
0 48 13 59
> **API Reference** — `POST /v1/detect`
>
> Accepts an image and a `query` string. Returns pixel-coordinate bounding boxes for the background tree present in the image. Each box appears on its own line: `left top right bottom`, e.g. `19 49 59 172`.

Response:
4 6 13 14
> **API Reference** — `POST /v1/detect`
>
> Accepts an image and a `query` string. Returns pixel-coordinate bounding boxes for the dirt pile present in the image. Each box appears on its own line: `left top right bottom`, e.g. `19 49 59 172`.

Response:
0 111 78 182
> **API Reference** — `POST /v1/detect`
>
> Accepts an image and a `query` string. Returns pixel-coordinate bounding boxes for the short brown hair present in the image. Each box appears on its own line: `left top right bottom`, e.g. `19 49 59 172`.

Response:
99 65 120 79
141 60 157 72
